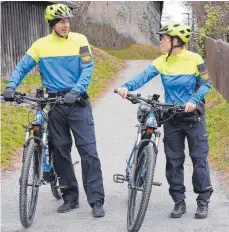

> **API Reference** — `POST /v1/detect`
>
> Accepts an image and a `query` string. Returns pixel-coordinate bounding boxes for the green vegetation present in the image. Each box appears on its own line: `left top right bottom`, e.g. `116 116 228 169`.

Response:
194 4 229 58
1 75 42 93
105 44 161 60
189 2 229 173
88 46 121 100
206 86 229 171
1 104 29 166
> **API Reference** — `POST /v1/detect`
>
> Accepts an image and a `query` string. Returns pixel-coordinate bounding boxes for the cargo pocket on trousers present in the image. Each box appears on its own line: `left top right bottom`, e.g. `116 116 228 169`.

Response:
85 113 96 144
191 134 209 158
163 137 172 158
87 114 94 125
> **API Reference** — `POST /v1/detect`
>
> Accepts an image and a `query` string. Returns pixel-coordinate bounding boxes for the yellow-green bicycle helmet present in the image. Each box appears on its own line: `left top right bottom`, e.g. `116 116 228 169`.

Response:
45 4 73 24
157 23 191 44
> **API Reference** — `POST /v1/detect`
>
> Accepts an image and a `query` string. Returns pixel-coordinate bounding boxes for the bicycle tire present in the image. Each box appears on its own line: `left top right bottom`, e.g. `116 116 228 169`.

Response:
19 141 41 228
127 143 157 232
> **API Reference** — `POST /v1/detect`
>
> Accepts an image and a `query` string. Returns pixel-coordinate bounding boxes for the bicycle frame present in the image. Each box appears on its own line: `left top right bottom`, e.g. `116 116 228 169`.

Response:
114 119 161 187
24 103 52 184
126 123 161 188
126 126 161 169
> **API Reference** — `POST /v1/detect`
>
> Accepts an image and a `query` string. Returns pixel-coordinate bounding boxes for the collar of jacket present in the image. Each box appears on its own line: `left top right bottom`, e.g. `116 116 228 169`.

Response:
51 30 69 41
170 48 186 58
163 48 186 58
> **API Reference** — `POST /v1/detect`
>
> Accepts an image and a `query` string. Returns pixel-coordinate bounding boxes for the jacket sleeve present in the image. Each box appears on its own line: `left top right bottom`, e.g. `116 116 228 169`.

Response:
189 55 211 104
71 35 94 94
121 64 160 91
6 41 40 89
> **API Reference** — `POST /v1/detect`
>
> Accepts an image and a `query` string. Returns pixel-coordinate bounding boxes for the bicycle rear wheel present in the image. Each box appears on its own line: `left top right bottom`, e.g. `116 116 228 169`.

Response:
19 141 41 228
127 143 157 232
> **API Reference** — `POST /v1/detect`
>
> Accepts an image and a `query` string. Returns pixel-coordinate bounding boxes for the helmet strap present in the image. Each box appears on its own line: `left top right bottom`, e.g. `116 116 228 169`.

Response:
173 36 185 48
166 37 185 62
166 38 174 62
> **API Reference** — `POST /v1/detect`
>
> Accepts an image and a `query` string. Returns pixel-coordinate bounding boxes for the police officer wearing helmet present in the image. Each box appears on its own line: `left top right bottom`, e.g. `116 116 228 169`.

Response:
117 23 213 219
4 4 105 217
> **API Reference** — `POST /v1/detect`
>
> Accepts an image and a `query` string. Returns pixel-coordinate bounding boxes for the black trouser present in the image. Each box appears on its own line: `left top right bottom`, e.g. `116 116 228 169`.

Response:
48 100 105 207
163 114 213 203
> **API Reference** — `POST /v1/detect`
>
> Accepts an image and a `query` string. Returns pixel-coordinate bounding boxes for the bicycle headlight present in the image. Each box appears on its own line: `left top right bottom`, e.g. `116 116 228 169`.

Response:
137 104 151 123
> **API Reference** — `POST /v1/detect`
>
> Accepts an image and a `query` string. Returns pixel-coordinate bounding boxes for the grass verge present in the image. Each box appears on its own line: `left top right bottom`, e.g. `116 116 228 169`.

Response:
205 86 229 172
105 44 161 60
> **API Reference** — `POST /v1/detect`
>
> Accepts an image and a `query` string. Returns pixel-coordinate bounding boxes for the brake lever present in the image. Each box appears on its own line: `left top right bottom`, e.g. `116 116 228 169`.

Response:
126 95 139 104
15 96 24 104
131 98 139 104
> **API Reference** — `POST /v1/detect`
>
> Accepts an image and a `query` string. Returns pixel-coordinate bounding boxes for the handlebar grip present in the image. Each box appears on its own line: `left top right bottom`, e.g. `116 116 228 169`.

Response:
15 91 26 96
114 89 118 94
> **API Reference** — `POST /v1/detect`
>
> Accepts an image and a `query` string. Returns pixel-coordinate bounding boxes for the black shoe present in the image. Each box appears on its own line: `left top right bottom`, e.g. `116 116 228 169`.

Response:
171 200 186 218
92 201 105 218
57 200 79 213
195 201 208 219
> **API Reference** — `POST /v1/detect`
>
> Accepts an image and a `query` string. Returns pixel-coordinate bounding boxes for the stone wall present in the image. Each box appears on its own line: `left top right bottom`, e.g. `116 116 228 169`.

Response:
71 1 163 49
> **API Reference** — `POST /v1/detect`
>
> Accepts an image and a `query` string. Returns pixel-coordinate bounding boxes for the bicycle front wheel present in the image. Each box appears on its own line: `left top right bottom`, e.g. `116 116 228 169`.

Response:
127 143 157 232
19 141 41 228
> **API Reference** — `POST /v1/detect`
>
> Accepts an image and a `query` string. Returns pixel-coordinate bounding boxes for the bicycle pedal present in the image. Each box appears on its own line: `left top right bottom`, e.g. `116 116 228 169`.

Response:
113 174 126 183
73 161 79 166
152 181 162 186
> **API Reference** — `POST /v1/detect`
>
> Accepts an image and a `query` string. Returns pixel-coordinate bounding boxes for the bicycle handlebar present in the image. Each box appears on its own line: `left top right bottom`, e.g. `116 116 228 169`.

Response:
114 89 186 111
1 92 64 104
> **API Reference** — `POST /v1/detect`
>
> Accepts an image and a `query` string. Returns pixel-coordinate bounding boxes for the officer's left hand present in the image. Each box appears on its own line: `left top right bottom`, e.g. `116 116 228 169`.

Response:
185 102 197 112
64 92 80 104
4 88 16 101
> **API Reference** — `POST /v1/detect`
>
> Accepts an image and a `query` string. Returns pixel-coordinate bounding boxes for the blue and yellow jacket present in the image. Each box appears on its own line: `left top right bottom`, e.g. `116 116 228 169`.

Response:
121 49 211 105
6 31 94 94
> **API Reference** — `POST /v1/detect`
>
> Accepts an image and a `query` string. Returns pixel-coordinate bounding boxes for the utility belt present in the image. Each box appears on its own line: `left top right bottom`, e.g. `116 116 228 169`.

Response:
172 111 200 123
47 91 90 107
171 101 205 125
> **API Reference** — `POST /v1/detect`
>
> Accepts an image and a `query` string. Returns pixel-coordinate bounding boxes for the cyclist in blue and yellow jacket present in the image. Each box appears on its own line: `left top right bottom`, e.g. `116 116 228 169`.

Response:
117 24 213 219
4 4 105 217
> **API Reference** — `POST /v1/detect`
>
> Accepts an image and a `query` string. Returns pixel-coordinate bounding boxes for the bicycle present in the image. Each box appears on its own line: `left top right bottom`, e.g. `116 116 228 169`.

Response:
113 89 197 232
1 88 78 228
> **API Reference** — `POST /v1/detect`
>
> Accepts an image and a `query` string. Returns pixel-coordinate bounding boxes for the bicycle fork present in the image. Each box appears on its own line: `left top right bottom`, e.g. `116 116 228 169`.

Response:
113 128 162 187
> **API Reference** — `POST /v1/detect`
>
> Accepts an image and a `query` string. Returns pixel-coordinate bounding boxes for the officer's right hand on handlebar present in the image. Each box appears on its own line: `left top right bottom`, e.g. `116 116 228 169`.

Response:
185 101 197 113
117 87 128 99
4 88 16 102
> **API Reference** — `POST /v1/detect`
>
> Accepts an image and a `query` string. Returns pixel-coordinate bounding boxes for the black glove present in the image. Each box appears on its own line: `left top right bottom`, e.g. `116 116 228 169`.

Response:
4 88 16 101
64 92 80 104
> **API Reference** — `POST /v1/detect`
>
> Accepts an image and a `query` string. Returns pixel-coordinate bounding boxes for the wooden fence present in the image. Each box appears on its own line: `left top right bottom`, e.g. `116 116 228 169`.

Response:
205 37 229 103
0 1 78 78
1 1 51 77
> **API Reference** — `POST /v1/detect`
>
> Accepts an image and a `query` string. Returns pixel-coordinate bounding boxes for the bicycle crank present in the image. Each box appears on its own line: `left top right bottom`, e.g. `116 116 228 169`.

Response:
152 181 162 186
